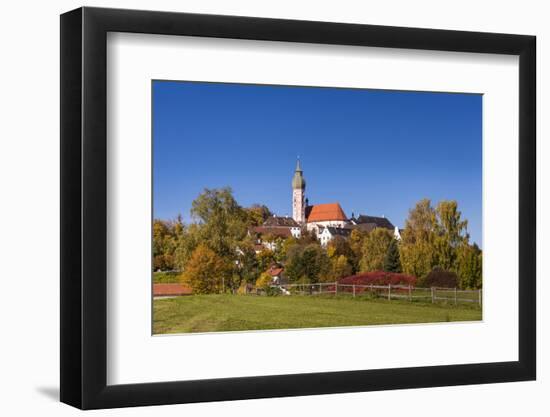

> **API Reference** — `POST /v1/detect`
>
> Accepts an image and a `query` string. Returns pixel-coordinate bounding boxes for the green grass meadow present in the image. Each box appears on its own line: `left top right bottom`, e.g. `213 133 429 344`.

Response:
153 294 482 334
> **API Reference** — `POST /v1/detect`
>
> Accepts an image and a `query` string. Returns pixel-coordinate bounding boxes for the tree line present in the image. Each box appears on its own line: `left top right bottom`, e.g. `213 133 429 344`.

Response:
153 188 482 294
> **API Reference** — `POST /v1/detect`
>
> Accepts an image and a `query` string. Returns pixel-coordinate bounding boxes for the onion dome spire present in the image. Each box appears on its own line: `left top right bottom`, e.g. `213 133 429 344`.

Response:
292 157 306 189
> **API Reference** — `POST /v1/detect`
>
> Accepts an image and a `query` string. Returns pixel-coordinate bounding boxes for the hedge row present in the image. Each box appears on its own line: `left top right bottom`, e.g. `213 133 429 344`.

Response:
338 271 417 286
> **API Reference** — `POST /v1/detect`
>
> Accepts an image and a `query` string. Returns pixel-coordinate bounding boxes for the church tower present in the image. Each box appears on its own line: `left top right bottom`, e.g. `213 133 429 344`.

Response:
292 159 306 224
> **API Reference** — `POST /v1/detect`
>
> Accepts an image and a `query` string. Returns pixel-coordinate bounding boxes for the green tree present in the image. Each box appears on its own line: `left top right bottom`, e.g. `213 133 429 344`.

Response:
174 223 202 271
280 236 299 261
296 229 318 245
360 228 393 272
383 238 402 273
234 240 260 288
327 236 354 260
190 187 248 258
181 244 232 294
285 243 331 283
257 248 276 274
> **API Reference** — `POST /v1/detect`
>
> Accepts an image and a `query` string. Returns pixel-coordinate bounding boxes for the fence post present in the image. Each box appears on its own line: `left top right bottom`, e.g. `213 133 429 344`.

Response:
388 284 391 301
408 285 412 302
478 289 482 307
353 284 356 298
431 287 434 303
335 282 338 296
454 287 457 305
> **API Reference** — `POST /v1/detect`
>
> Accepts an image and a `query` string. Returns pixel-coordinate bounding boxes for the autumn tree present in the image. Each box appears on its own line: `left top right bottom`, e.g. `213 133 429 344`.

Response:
383 238 402 273
325 236 355 280
457 243 482 289
327 255 354 281
255 271 273 290
153 216 184 271
433 200 469 270
399 199 438 278
180 244 232 294
244 204 273 226
400 198 481 288
348 229 367 272
360 228 394 272
153 219 172 270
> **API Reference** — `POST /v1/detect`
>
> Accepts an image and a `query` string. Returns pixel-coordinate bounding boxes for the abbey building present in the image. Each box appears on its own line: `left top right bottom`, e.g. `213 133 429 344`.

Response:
250 160 401 251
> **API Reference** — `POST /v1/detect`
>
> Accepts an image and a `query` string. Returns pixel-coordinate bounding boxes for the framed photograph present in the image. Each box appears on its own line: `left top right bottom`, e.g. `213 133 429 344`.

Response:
60 6 536 409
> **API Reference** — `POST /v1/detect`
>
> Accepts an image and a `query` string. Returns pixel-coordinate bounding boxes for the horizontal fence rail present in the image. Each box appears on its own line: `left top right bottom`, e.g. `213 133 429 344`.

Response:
270 282 482 306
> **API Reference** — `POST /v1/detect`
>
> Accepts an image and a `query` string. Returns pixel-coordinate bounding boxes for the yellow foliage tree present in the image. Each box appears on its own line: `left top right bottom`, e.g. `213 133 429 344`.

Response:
399 199 437 278
255 272 273 290
360 228 393 272
180 244 231 294
331 255 353 280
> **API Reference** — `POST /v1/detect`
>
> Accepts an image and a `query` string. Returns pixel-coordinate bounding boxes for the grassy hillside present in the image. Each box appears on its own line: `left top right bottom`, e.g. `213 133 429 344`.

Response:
153 294 482 334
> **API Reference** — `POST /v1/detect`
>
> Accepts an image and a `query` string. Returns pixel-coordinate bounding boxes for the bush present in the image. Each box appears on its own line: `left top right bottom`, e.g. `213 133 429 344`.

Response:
237 281 256 295
255 272 273 290
153 271 180 283
338 271 417 286
265 286 282 296
420 268 458 288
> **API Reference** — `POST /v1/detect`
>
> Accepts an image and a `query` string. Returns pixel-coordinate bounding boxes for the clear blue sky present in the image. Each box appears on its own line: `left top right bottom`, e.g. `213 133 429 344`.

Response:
153 81 482 246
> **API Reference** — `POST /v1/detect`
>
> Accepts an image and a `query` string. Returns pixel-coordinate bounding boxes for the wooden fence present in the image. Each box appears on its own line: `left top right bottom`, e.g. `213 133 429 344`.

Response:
271 282 482 306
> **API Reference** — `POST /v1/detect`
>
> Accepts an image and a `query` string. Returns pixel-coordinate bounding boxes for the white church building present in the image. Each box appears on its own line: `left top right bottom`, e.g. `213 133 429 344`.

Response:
250 160 400 250
292 159 401 245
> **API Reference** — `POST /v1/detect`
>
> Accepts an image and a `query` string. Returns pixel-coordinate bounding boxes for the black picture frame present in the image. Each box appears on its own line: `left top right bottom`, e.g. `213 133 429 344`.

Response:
60 6 536 410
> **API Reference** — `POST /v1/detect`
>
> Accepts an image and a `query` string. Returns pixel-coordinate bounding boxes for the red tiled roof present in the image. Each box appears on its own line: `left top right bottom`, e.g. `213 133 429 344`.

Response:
263 216 300 227
306 203 347 222
153 283 192 296
268 267 284 276
253 243 265 252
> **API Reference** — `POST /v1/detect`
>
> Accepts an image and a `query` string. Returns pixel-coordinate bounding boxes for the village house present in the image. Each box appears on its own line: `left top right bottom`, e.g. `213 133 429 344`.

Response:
248 215 301 253
350 214 402 240
266 263 287 285
317 226 352 247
